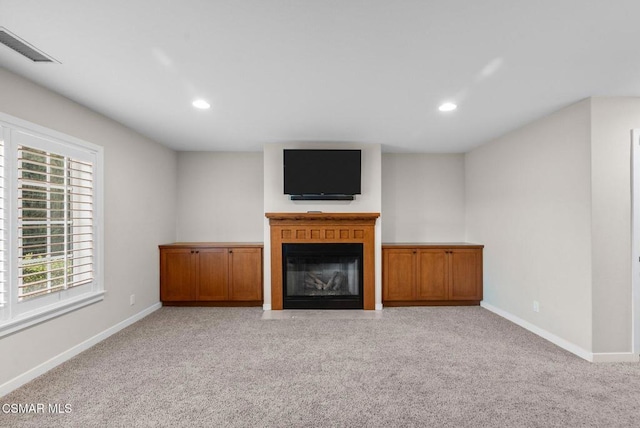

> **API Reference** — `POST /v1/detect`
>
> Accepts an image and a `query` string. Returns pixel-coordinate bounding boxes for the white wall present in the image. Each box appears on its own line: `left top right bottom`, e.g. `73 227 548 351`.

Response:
590 97 640 353
263 142 382 309
382 154 465 243
176 152 263 242
465 99 593 352
0 68 177 388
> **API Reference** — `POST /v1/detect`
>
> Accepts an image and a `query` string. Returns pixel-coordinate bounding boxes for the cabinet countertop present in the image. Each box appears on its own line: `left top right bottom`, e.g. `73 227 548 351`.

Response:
159 242 263 249
382 243 484 249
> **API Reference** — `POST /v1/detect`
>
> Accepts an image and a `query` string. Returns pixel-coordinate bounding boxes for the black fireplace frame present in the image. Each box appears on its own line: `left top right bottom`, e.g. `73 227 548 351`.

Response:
282 243 364 309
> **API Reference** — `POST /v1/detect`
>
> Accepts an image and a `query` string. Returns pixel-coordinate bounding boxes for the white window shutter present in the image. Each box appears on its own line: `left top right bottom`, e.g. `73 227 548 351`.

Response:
17 146 94 300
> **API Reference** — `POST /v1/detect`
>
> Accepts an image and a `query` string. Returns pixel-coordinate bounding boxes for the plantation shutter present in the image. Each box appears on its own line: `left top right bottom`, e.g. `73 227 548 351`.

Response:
17 145 94 300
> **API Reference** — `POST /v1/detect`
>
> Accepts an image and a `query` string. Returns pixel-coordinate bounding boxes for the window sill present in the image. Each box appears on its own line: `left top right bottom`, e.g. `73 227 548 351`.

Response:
0 291 106 338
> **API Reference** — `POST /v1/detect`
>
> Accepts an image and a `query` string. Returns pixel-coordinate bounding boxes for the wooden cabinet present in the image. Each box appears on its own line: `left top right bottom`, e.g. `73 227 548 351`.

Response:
196 248 229 301
160 248 197 302
228 247 263 301
383 249 415 301
160 243 263 306
383 244 483 306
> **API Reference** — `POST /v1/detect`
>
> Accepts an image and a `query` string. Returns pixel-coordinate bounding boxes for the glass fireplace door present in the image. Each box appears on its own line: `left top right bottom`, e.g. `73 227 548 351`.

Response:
282 243 363 309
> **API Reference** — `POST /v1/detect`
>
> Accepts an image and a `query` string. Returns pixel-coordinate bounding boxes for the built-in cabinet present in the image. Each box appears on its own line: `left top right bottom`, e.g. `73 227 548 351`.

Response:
159 243 263 306
382 244 483 306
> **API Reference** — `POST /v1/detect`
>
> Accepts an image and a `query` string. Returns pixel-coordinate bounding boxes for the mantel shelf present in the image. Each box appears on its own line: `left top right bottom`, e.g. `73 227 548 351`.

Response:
266 212 380 224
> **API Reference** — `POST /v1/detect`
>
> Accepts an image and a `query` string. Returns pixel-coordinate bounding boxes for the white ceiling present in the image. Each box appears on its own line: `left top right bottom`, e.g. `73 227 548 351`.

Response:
1 0 640 153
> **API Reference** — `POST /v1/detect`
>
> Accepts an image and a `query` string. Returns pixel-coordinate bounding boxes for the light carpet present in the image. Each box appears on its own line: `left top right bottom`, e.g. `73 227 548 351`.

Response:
2 306 640 427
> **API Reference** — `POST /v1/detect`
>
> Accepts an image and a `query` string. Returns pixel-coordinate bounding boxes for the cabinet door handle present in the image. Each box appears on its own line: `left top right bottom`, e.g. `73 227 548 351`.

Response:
229 250 233 253
195 250 199 254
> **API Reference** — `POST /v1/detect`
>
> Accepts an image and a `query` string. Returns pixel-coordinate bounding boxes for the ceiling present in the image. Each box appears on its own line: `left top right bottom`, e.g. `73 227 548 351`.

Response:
1 0 640 153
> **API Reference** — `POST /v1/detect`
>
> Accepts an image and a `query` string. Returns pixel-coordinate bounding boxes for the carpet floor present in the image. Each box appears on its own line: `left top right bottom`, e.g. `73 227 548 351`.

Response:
2 306 640 427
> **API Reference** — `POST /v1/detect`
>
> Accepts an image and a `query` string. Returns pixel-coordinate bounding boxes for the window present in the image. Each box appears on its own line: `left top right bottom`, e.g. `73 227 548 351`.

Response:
0 113 103 336
18 146 94 299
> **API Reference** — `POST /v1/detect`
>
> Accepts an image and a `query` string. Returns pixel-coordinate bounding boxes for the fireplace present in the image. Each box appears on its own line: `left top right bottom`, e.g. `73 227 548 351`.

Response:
283 243 363 309
266 212 379 310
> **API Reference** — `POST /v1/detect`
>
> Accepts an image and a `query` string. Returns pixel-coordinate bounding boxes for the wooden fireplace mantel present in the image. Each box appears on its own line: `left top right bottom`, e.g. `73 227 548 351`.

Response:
266 212 380 310
266 212 380 223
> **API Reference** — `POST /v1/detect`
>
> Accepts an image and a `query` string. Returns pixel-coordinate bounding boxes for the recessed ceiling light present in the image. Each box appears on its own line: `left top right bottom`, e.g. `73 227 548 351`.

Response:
438 102 457 112
192 99 210 109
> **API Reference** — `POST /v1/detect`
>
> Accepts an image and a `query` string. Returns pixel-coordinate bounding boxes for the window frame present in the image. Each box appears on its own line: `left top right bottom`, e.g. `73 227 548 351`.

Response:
0 112 104 337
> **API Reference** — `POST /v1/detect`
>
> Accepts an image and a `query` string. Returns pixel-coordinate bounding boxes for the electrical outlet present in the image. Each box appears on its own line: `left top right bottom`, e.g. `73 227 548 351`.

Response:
533 300 540 312
130 294 135 306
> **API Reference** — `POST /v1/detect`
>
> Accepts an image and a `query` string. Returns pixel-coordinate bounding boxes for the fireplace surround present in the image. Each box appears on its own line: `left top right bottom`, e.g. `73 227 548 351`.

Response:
266 212 380 310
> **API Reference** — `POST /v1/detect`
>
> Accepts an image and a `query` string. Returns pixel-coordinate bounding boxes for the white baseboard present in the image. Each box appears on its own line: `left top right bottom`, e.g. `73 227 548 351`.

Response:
481 301 640 363
591 352 639 363
480 301 598 361
0 302 162 398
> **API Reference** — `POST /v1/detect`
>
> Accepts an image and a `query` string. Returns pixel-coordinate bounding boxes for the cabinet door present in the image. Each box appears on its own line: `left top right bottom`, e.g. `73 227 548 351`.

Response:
229 248 263 301
448 249 482 301
160 248 196 301
416 249 448 300
383 249 415 301
197 248 229 301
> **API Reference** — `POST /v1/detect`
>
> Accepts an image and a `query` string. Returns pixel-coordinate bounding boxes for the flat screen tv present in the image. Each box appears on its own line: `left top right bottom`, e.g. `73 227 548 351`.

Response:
283 149 361 200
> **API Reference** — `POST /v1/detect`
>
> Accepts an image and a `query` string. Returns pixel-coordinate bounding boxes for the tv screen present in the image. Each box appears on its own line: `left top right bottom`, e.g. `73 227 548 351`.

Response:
284 149 361 198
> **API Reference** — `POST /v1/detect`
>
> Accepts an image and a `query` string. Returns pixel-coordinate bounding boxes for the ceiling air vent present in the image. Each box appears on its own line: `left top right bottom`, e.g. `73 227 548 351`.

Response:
0 27 58 63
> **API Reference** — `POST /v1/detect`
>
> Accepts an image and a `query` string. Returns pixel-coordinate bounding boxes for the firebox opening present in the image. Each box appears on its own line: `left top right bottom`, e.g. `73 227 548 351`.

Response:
282 243 364 309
